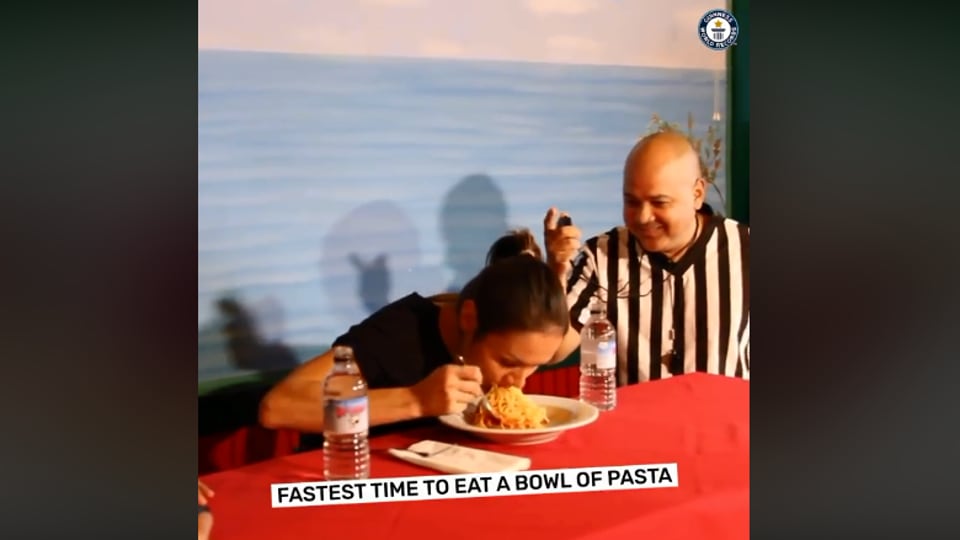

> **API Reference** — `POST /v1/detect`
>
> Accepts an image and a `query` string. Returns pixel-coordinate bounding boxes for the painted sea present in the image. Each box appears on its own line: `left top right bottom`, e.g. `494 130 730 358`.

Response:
198 49 727 382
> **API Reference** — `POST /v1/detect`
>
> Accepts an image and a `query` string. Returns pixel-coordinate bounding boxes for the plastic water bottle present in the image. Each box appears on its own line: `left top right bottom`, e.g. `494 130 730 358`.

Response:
579 300 617 411
322 345 370 480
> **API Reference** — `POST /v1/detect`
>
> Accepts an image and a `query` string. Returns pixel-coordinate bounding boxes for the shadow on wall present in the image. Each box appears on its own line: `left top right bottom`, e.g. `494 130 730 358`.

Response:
199 296 300 372
320 200 429 326
349 253 390 315
440 174 508 292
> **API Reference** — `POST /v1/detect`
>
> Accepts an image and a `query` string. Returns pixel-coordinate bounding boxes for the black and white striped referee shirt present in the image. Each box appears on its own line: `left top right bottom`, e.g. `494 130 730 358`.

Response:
567 210 749 384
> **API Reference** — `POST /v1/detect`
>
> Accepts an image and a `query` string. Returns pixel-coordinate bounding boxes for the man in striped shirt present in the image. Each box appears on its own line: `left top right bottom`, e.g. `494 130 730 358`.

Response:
545 132 749 384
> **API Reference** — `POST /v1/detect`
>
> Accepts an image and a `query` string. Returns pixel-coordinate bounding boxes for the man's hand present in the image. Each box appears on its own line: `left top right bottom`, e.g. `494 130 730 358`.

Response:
543 207 582 283
198 511 213 540
198 480 214 505
198 480 214 540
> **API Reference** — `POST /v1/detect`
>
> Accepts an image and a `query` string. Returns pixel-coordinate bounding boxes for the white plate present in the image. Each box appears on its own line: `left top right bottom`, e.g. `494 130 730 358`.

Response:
438 395 600 445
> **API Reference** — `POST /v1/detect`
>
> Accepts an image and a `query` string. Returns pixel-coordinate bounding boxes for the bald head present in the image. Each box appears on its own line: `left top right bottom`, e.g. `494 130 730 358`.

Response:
624 131 701 187
621 131 706 258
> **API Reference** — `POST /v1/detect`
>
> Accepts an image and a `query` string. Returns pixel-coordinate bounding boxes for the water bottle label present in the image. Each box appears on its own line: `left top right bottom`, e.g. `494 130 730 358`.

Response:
581 349 595 366
323 396 369 435
597 341 617 369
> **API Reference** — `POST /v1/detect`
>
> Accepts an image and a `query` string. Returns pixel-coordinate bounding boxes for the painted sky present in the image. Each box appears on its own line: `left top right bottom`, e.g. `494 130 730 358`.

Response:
198 0 729 70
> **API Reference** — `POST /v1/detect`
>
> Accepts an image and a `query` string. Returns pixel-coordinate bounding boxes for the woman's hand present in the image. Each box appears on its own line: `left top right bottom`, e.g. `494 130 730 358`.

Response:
411 364 483 417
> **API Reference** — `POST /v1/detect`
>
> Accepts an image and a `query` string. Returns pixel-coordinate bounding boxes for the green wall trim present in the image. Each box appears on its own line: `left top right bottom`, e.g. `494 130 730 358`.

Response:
199 369 292 396
728 0 749 225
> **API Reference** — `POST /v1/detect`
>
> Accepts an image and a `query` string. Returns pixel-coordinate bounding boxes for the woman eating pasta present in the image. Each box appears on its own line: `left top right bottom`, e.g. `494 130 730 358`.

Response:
259 231 570 437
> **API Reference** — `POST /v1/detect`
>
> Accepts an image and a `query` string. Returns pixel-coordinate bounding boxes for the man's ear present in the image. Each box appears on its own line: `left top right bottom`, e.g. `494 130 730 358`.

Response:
693 178 707 209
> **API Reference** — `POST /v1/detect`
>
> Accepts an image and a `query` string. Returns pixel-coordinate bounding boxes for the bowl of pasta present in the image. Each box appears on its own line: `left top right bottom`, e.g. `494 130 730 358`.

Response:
438 386 600 445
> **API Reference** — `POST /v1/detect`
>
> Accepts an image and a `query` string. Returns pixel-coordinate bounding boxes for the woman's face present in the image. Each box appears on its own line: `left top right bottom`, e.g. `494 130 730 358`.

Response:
461 329 564 390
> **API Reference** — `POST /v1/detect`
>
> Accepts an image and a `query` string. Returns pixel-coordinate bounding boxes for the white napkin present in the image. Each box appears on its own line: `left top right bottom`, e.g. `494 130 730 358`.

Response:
387 440 531 474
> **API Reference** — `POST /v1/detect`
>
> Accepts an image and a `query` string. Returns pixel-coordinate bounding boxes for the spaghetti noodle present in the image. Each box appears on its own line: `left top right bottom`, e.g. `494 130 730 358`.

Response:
470 386 550 429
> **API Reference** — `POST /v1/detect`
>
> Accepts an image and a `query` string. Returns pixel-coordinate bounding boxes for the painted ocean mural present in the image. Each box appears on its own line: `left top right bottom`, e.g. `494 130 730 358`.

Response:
198 49 727 381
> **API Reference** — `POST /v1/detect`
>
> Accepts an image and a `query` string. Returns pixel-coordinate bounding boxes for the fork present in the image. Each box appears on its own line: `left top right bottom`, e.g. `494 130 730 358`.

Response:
456 355 501 423
393 445 457 458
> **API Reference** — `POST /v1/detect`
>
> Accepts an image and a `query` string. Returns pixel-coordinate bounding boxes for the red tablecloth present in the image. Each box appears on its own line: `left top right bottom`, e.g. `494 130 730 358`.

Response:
200 373 749 540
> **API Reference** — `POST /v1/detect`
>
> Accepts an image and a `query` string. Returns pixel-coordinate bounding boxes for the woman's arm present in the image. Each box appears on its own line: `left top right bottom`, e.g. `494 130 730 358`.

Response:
259 349 483 432
259 349 421 432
